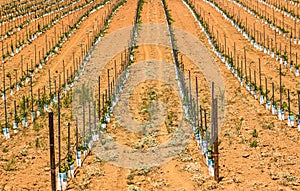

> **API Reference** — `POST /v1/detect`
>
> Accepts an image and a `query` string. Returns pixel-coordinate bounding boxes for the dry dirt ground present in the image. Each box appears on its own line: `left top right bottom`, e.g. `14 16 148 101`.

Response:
69 0 300 190
0 0 300 190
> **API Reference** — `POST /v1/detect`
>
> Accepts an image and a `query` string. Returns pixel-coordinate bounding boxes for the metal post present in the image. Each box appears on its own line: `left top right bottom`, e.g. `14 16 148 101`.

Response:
280 65 282 108
265 77 268 101
82 91 86 143
48 111 56 191
98 76 101 120
204 109 208 143
272 82 275 105
88 102 91 135
57 93 61 171
259 58 262 91
213 98 219 182
76 116 78 150
30 77 34 119
2 63 8 129
211 82 214 146
114 60 117 86
94 102 96 130
254 71 256 89
63 60 66 86
196 77 199 128
14 100 17 124
298 91 300 121
244 47 246 79
188 71 192 117
200 106 203 137
68 122 70 155
107 69 110 100
290 33 292 65
288 89 290 114
48 69 51 97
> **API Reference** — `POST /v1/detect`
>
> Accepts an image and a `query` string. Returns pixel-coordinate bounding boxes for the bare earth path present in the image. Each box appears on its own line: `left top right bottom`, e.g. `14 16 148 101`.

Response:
77 0 300 190
168 0 300 190
0 0 299 190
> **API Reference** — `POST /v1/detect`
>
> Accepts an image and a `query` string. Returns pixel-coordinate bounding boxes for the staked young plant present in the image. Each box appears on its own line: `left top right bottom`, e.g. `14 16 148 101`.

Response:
59 161 69 173
67 154 75 165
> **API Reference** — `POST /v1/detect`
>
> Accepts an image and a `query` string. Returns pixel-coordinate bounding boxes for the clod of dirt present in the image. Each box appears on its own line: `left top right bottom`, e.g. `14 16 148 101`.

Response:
269 171 280 180
127 185 143 191
184 162 200 173
192 174 206 186
19 150 28 156
232 176 242 183
152 178 169 188
206 182 218 190
180 156 193 162
44 167 51 172
85 165 104 177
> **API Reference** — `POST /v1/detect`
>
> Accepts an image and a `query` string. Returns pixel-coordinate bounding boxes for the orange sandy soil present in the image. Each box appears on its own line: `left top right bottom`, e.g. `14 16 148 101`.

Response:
0 0 77 50
0 0 120 128
71 0 300 190
237 0 299 38
0 0 121 190
213 0 299 52
263 0 300 20
191 0 300 113
0 0 299 190
69 1 211 191
212 0 300 70
0 0 109 106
